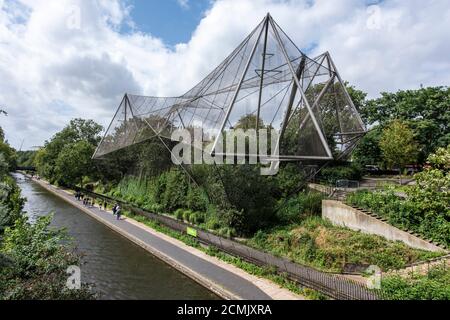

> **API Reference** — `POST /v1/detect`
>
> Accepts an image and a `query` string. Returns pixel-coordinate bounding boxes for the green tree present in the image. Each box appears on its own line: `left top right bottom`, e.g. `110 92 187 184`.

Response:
361 87 450 162
352 127 383 166
55 140 96 186
34 119 102 184
379 120 419 173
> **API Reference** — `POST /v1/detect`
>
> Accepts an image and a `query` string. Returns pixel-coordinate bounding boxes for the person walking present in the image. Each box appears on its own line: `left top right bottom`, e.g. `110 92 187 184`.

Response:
116 205 122 221
103 201 107 211
112 203 117 216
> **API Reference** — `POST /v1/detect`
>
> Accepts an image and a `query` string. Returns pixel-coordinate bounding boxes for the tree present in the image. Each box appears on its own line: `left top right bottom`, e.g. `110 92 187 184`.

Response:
34 119 103 184
0 126 17 170
55 140 95 186
361 87 450 162
353 127 383 166
379 120 419 174
234 114 265 130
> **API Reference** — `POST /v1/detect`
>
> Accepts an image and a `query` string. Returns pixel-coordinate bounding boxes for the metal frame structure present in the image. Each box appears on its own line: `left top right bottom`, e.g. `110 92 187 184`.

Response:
93 14 366 165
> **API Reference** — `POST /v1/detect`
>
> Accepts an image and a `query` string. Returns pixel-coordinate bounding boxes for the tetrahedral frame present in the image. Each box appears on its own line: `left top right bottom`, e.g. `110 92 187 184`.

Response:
93 14 366 165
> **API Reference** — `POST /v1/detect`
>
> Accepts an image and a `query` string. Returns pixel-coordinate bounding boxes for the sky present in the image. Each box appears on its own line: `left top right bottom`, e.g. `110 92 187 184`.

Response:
0 0 449 150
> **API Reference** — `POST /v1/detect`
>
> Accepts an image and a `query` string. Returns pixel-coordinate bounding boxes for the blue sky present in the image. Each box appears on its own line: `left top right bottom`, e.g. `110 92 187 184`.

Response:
125 0 212 45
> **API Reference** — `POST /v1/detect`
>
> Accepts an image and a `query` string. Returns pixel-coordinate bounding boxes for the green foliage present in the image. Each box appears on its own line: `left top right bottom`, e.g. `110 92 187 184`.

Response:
319 164 362 184
219 165 277 235
55 140 95 186
361 86 450 163
353 127 383 166
427 145 450 170
34 118 102 185
276 192 323 225
347 188 449 247
382 265 450 300
0 215 94 300
275 163 307 197
15 151 37 167
380 120 419 170
0 175 25 233
0 133 17 171
247 217 441 273
348 148 450 247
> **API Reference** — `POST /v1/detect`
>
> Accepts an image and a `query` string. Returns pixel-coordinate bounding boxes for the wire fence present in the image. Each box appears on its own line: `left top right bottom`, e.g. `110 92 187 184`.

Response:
77 187 382 300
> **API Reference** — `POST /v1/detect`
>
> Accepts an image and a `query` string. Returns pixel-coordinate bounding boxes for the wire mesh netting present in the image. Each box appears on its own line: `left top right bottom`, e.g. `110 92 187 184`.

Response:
93 14 366 161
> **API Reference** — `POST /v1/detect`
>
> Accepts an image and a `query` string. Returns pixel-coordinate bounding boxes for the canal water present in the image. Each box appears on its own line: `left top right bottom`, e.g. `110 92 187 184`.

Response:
13 173 218 300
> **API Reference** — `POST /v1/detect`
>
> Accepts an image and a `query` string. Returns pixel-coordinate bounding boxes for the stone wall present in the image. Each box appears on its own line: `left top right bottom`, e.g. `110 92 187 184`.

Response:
322 200 445 252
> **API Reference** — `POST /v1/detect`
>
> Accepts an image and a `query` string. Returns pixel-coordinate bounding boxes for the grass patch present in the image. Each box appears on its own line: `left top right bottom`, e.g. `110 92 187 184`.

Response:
381 264 450 300
246 217 443 273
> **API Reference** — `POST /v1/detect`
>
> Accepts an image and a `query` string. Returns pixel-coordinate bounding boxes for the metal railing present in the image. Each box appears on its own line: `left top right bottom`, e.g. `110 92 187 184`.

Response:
77 187 382 300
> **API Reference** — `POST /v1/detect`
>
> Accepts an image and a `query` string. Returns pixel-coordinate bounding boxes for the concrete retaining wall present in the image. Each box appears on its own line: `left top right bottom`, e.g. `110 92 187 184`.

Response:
322 200 445 252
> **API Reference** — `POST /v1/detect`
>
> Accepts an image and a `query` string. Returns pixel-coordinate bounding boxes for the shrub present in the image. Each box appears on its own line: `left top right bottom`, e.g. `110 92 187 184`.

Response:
182 210 193 222
186 186 208 212
276 192 323 225
319 164 362 184
160 169 189 212
381 265 450 300
275 163 307 197
347 182 450 248
219 165 278 235
174 209 184 221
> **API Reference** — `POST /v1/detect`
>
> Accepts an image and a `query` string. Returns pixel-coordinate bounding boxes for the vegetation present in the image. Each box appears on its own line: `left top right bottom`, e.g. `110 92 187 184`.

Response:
317 164 363 184
379 120 419 172
246 217 440 273
34 119 102 186
347 147 450 247
16 150 37 168
0 215 94 300
382 265 450 300
0 125 94 300
356 86 450 165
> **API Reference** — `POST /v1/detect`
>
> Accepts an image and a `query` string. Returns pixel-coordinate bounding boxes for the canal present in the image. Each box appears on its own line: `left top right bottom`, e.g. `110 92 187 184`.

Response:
13 173 218 300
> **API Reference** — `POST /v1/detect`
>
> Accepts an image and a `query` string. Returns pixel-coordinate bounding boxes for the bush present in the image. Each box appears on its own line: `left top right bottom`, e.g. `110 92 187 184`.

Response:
275 163 307 197
0 215 94 300
319 164 362 184
219 165 278 235
276 192 323 225
160 169 189 212
186 186 208 212
382 265 450 300
182 210 193 222
174 209 184 220
216 208 246 234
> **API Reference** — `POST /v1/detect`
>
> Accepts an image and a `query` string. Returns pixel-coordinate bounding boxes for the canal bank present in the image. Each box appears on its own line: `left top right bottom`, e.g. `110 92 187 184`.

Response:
26 175 304 300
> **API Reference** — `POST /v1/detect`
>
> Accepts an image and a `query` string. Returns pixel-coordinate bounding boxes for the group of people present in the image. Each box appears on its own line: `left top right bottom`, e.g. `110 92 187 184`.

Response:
75 191 92 207
74 191 122 220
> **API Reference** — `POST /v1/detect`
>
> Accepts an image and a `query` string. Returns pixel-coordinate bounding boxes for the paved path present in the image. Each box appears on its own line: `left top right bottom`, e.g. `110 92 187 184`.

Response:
31 178 304 300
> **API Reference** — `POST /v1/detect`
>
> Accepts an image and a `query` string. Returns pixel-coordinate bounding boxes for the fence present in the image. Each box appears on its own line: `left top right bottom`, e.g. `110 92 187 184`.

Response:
77 187 382 300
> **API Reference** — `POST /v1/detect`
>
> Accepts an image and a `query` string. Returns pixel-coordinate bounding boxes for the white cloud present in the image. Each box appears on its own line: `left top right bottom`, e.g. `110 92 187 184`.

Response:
177 0 189 10
0 0 449 149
